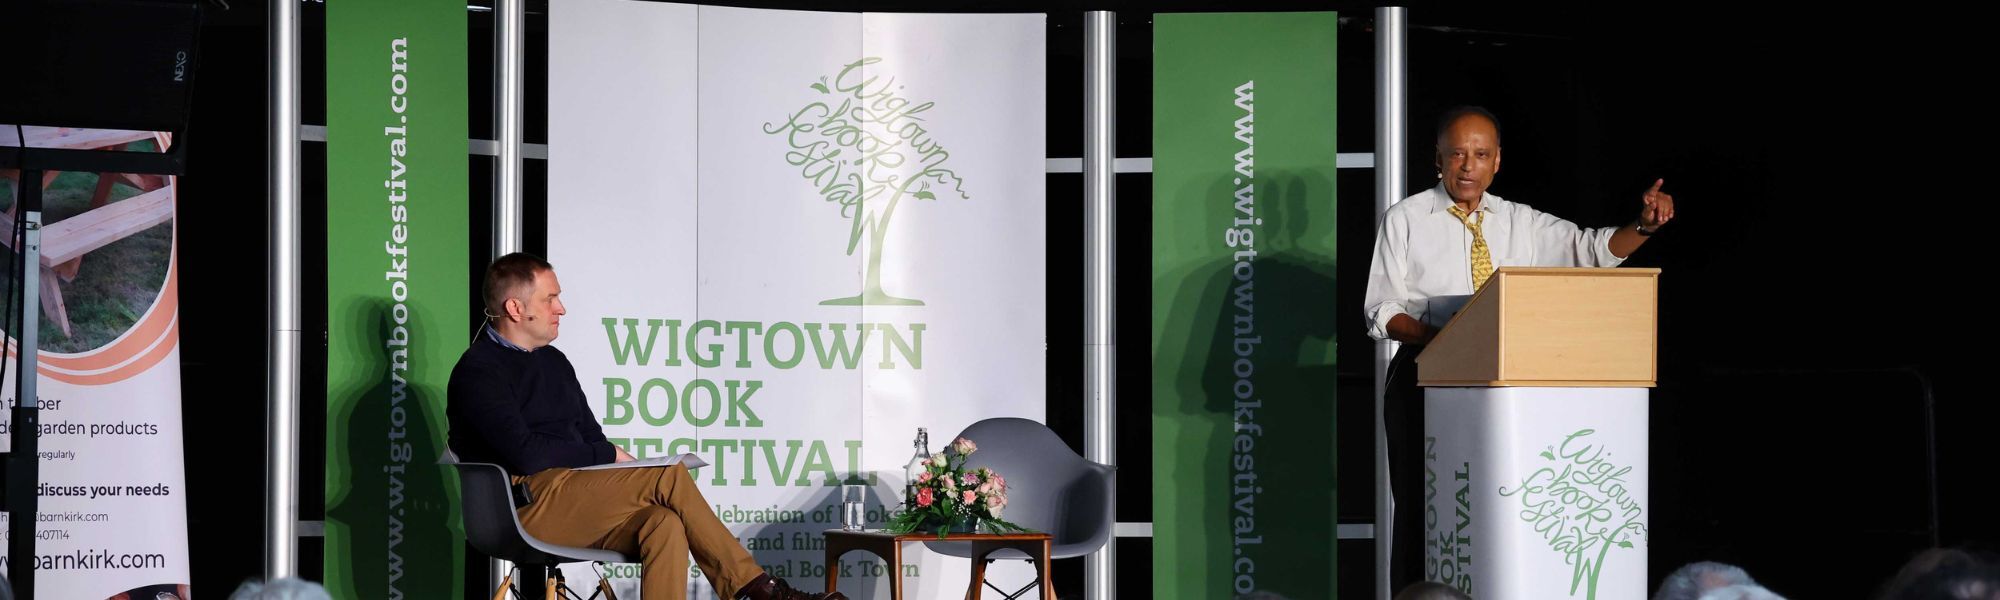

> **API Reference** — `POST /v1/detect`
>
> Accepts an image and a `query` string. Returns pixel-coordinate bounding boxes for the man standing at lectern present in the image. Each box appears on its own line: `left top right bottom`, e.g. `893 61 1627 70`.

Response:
448 253 843 600
1364 107 1675 588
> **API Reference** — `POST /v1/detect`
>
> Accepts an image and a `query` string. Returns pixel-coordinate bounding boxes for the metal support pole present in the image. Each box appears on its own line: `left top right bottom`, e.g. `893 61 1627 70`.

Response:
494 0 526 259
266 0 302 582
490 0 529 592
1374 7 1408 600
7 171 48 597
1083 10 1118 600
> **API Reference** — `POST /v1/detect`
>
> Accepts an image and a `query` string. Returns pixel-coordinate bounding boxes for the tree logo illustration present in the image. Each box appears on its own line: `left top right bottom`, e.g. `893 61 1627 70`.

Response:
762 57 970 306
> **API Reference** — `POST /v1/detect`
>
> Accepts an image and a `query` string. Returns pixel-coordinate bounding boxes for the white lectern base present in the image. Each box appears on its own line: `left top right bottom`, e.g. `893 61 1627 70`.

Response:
1424 386 1649 600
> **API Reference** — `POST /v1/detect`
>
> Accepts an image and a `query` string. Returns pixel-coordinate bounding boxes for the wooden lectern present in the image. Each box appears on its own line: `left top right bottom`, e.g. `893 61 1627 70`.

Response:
1415 267 1658 600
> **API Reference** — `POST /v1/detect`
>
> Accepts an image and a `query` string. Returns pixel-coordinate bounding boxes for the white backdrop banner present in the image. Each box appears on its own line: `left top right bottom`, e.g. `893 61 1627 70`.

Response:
550 2 1045 598
0 148 188 599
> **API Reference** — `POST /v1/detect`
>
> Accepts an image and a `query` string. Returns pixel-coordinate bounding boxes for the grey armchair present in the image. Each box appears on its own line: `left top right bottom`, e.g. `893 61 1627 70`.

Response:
441 451 634 600
922 417 1115 599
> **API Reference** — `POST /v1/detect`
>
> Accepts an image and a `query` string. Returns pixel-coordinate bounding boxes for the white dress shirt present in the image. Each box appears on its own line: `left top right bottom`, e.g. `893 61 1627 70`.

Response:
1364 184 1626 340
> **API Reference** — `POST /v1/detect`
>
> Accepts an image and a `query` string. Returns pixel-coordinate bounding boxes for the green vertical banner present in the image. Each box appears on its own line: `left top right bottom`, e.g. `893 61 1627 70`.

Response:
326 0 468 598
1153 12 1339 599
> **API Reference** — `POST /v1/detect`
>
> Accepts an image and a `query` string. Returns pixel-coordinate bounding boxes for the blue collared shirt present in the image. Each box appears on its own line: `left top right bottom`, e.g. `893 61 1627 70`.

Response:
483 323 533 353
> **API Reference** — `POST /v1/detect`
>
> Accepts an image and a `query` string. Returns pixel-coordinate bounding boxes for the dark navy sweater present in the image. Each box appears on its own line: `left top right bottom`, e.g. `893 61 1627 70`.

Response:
446 332 615 476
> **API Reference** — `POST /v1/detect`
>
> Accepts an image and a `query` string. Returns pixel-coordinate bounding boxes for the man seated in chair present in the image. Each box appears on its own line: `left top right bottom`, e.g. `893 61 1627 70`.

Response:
448 253 843 600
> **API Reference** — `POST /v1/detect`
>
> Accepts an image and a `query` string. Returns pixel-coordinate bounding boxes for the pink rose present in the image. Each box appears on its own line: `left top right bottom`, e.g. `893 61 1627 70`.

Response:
918 471 933 483
953 437 978 456
962 473 981 487
917 487 934 508
962 490 977 505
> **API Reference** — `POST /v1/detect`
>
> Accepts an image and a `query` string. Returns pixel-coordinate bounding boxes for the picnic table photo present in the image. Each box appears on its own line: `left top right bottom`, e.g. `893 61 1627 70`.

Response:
1 125 177 348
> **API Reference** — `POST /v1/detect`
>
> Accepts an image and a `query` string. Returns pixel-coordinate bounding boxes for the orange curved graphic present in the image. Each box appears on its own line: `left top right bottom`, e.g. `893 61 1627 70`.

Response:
8 179 180 386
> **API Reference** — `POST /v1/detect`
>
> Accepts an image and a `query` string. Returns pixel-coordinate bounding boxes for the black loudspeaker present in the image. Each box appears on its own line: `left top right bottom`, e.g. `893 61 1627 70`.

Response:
0 0 204 133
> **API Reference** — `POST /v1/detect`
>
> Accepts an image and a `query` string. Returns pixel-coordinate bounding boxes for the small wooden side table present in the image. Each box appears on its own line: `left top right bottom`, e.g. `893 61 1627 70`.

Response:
823 528 1054 600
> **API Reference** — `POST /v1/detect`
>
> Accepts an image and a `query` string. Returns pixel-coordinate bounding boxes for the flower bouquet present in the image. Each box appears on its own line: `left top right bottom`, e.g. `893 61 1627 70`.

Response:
886 437 1031 539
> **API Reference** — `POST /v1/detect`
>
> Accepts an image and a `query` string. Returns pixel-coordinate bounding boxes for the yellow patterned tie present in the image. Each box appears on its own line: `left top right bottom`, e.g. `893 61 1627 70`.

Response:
1447 204 1494 291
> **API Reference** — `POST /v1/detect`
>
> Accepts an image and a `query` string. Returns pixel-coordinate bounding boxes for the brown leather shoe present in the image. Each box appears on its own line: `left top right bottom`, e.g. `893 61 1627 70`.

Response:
735 573 846 600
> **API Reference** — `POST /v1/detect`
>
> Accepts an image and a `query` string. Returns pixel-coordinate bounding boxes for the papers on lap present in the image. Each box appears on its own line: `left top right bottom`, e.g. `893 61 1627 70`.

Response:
575 453 710 471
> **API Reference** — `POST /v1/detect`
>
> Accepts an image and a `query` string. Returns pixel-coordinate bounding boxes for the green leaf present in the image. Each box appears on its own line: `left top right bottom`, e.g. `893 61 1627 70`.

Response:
980 517 1033 534
809 82 829 94
914 190 936 201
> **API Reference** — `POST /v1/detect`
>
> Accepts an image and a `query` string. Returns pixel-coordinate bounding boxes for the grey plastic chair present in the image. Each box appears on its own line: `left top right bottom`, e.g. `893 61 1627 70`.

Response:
441 451 634 600
922 417 1115 599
